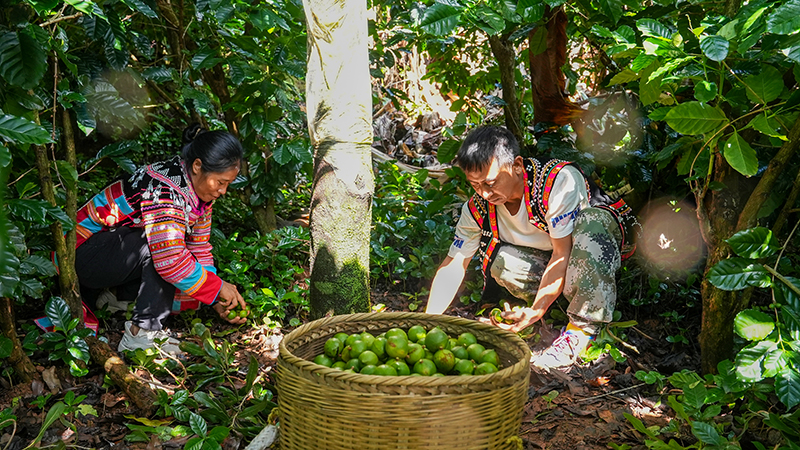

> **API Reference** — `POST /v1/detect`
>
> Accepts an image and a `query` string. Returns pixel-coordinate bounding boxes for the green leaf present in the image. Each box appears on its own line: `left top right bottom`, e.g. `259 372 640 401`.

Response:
19 278 45 298
0 336 12 358
691 421 722 446
695 81 717 103
684 380 707 410
630 53 658 72
707 258 770 291
767 0 800 35
420 3 461 36
65 0 98 16
121 0 158 18
722 131 758 176
749 113 785 139
648 107 672 121
191 47 223 71
734 309 775 341
207 426 230 443
31 402 66 446
529 27 547 56
667 395 691 422
518 0 544 22
665 102 728 135
775 365 800 409
142 67 175 83
608 69 640 86
726 227 779 259
599 0 623 24
437 139 460 164
636 18 673 39
473 5 505 35
189 412 207 437
700 35 729 62
54 160 78 191
20 255 57 277
45 297 72 330
735 340 777 382
97 140 144 159
26 0 60 14
745 66 784 104
0 31 47 90
623 412 657 438
0 114 53 145
185 436 204 450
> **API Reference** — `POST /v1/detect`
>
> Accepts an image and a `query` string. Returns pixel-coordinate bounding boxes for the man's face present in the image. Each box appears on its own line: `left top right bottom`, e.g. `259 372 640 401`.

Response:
464 156 524 205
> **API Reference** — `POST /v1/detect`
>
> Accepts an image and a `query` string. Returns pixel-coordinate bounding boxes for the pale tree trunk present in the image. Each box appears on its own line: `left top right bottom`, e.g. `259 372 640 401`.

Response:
488 34 523 145
303 0 373 318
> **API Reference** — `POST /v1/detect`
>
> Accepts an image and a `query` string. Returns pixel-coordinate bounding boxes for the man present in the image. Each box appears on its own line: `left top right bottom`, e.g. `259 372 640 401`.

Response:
426 125 632 370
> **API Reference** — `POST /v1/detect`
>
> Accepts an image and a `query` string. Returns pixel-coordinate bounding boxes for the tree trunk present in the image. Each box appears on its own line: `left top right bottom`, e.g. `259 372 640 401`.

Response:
773 165 800 238
86 336 158 416
488 34 523 145
527 6 585 131
0 297 38 384
303 0 373 318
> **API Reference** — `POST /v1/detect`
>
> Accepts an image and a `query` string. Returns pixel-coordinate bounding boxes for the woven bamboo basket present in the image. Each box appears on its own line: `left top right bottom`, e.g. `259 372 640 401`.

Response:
275 312 531 450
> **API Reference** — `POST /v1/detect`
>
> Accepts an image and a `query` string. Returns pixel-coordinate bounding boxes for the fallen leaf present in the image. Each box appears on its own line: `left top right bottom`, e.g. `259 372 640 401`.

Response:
598 409 615 423
61 427 75 442
101 393 125 408
42 367 62 392
587 376 610 387
124 415 173 427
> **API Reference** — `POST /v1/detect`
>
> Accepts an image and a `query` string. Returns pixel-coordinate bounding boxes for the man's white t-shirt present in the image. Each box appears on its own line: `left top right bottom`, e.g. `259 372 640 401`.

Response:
448 165 590 259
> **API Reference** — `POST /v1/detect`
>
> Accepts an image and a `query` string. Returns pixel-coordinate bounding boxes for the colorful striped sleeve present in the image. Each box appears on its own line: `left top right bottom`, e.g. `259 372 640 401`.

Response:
186 205 215 270
141 187 222 305
74 181 134 247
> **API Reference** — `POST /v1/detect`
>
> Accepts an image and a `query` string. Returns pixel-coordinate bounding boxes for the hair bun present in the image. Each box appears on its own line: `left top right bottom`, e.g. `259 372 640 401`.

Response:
182 123 207 145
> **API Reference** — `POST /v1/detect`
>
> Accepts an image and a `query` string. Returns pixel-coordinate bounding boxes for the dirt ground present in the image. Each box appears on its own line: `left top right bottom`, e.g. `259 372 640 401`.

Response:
1 291 693 450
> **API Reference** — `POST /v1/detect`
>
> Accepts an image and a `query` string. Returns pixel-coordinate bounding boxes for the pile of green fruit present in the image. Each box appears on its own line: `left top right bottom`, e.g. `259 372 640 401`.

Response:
312 325 502 376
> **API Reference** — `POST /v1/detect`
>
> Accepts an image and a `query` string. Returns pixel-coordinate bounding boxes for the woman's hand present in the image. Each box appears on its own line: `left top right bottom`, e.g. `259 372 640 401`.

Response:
214 281 247 324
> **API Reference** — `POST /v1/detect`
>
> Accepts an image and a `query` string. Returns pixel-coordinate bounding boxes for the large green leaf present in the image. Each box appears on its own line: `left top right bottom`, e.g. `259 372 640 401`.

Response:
529 27 547 56
695 81 717 103
775 365 800 409
707 257 770 291
26 0 60 13
45 296 72 330
0 31 47 90
437 139 460 164
191 47 223 71
607 68 639 86
749 113 785 139
420 3 461 36
636 18 673 39
599 0 623 24
518 0 544 22
691 422 722 446
664 102 728 135
20 255 57 277
96 140 144 158
726 227 779 259
121 0 158 18
700 35 729 62
745 65 784 104
473 5 505 35
0 114 53 145
734 309 775 341
767 0 800 35
722 131 758 176
735 340 777 382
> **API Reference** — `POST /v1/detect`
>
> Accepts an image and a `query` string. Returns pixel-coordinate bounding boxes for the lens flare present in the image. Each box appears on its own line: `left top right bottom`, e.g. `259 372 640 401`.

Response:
636 198 706 278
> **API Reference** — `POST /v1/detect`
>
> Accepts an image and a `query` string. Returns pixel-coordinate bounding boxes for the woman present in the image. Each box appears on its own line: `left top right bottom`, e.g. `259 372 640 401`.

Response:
74 124 246 354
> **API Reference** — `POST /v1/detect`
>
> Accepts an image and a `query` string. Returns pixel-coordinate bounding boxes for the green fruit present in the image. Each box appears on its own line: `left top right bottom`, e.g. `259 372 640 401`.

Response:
334 332 349 344
346 358 363 371
324 338 343 359
417 337 426 348
475 362 499 375
345 334 361 347
388 359 411 376
340 346 352 362
424 350 434 360
239 309 248 318
454 358 475 375
314 354 334 367
349 339 368 358
413 359 437 376
433 349 456 373
446 338 458 351
360 332 376 348
451 345 469 360
467 343 486 362
479 349 500 367
457 332 478 348
374 364 398 376
386 335 409 359
425 327 448 351
371 337 387 360
405 343 425 365
359 350 379 367
331 361 347 370
431 372 445 377
385 328 408 340
360 364 377 375
407 325 426 343
227 311 237 320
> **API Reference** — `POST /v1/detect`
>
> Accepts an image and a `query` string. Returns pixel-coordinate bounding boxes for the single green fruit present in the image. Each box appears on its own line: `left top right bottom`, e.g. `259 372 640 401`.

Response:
405 343 425 365
349 339 368 358
413 359 437 376
360 332 376 348
457 332 478 348
433 349 456 373
386 335 409 359
371 337 387 360
346 358 363 371
454 358 475 375
385 328 408 340
331 361 347 370
343 369 357 374
334 332 349 344
345 333 361 347
479 349 500 367
451 345 469 360
227 310 238 320
467 343 486 362
324 338 343 359
374 364 398 376
417 337 426 348
360 364 377 375
446 338 458 351
340 345 352 362
431 372 445 377
424 350 434 360
239 309 248 318
359 350 379 367
407 325 427 343
475 362 499 375
313 354 334 367
425 327 449 351
388 359 411 376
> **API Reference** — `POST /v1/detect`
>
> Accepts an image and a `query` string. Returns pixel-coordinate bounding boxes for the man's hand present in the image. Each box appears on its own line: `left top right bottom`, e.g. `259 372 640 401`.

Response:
493 304 545 333
214 281 247 324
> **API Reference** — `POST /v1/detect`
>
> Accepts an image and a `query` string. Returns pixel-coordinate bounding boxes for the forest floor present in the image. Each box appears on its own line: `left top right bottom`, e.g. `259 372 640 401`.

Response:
1 286 701 450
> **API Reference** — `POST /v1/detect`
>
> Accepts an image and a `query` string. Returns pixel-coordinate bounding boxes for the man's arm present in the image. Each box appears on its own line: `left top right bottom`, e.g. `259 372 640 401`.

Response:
498 234 573 332
425 254 471 314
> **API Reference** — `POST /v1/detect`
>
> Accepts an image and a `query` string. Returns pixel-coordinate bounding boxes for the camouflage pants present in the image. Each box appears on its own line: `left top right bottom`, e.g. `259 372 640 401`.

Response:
488 207 622 333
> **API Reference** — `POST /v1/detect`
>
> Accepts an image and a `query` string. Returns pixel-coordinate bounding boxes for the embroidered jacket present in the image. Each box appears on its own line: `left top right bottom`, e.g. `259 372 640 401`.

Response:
467 157 636 278
74 157 221 311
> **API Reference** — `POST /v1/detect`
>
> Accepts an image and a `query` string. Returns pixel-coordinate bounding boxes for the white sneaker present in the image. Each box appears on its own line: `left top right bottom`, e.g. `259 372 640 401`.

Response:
96 289 132 313
118 321 182 355
531 328 593 370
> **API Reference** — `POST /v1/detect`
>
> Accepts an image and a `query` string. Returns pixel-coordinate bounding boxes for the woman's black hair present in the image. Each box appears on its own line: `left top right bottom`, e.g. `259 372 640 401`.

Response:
181 123 244 173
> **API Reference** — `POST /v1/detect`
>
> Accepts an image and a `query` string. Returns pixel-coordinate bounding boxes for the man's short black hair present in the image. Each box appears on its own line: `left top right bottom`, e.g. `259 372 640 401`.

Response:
454 125 519 173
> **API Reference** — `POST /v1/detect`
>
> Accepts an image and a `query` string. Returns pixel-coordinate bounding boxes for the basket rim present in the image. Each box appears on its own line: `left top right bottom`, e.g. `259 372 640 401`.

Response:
278 311 531 387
